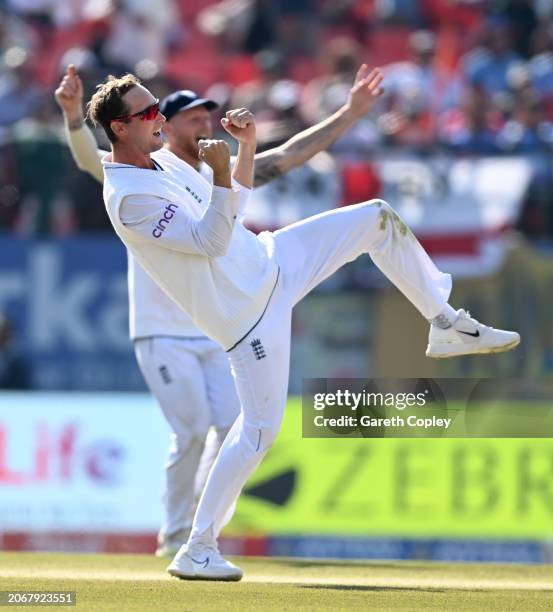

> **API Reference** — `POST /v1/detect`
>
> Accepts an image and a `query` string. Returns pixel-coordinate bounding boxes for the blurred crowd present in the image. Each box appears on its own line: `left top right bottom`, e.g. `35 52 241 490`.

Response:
0 312 30 389
1 0 553 236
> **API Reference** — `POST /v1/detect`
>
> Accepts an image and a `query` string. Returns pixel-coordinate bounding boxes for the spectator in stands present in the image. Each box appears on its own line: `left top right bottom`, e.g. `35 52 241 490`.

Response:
230 49 287 115
378 97 435 150
242 0 282 54
438 86 504 154
496 0 538 59
383 30 462 115
0 180 21 232
0 313 30 390
379 30 463 149
375 0 424 25
422 0 484 34
497 90 553 152
229 50 305 151
5 0 55 48
301 37 380 155
1 0 551 238
0 8 33 59
11 98 71 234
254 78 306 152
273 0 319 59
463 18 524 96
197 0 264 53
0 47 43 127
199 0 317 60
102 0 178 73
301 37 362 123
319 0 374 43
527 24 553 103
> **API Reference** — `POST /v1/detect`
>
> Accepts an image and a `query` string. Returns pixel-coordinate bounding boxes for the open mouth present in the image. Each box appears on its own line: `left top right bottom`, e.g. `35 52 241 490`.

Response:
153 130 162 137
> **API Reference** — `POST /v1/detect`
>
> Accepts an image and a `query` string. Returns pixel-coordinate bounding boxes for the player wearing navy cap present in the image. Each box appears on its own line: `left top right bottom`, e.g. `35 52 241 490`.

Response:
159 90 218 118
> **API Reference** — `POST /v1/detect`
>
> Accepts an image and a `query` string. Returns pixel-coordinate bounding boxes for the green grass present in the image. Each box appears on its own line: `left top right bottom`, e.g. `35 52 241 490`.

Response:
0 553 552 611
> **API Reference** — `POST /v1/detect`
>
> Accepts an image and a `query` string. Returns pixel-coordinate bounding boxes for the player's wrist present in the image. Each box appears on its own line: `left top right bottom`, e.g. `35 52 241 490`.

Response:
64 110 85 131
237 141 256 154
340 103 362 123
213 169 232 189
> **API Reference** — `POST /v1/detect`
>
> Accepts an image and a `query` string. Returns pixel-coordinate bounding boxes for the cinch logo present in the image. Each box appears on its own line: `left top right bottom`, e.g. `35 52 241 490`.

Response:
152 203 179 238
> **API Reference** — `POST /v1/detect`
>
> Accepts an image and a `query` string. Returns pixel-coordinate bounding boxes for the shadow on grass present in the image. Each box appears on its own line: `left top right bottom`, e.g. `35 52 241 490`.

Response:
299 584 449 593
276 560 451 572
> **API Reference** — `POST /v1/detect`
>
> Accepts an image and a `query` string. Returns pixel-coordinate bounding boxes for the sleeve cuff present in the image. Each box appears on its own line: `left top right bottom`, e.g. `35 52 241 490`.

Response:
211 185 242 219
231 177 252 192
230 178 252 219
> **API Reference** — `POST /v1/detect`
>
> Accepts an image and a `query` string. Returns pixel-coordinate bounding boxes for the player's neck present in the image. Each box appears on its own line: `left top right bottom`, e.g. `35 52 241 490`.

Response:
112 145 155 170
166 143 200 172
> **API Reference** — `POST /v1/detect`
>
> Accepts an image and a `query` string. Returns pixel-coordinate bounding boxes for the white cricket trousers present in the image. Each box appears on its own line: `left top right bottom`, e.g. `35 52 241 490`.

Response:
134 336 240 539
187 200 452 548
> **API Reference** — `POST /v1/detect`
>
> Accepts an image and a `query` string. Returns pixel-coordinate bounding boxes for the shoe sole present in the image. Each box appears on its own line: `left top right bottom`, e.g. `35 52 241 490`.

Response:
426 337 520 359
167 568 243 582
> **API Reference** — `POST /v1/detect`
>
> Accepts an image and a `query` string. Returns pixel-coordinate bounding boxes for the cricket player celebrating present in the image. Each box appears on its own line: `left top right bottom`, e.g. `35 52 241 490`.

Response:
55 63 393 557
55 69 239 557
87 69 519 581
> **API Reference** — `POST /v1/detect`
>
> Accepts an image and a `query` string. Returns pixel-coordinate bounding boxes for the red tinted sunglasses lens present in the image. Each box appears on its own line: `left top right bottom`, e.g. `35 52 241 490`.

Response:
141 102 159 121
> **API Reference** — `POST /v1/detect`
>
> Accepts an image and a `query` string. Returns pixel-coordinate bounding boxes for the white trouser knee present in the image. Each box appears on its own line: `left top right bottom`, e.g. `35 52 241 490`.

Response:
166 429 207 469
240 416 282 455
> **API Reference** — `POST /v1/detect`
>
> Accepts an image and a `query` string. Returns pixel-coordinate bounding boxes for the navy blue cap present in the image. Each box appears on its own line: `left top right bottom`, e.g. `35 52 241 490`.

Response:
159 90 218 121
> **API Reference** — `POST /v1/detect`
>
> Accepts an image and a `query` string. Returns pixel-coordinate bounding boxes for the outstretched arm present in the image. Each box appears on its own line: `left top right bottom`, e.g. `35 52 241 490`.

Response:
55 64 105 183
253 66 384 187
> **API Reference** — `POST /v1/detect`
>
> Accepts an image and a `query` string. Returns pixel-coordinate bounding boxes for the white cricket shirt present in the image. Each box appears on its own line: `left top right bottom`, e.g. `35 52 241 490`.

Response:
103 147 279 350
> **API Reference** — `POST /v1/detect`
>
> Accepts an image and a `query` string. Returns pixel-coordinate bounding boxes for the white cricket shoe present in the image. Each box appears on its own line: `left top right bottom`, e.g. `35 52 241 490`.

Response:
167 544 243 581
426 309 520 359
155 528 190 558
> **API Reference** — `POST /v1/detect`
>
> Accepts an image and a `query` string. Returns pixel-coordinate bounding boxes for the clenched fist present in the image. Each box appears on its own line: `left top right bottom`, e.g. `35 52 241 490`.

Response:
198 139 231 187
221 108 256 146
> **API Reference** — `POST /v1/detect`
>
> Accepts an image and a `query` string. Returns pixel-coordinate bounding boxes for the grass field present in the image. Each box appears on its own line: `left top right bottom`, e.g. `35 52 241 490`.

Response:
1 553 552 611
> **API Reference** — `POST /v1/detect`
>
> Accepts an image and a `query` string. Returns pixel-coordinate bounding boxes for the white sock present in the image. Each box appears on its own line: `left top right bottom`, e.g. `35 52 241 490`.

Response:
430 304 458 329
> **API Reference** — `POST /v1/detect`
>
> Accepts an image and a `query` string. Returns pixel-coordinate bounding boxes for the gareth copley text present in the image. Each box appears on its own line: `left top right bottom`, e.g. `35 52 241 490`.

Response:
313 414 452 429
